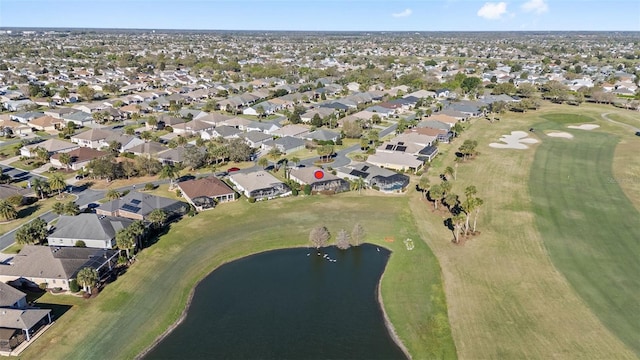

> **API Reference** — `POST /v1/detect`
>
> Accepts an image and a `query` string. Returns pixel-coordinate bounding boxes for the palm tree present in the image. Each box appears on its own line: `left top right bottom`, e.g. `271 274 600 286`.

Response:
444 193 459 212
428 184 444 210
418 176 430 198
76 267 98 294
159 164 178 188
350 177 366 194
472 198 484 233
128 220 146 249
452 214 466 244
440 181 452 197
30 177 48 199
59 152 72 170
0 200 17 221
115 228 136 259
49 173 67 198
290 156 300 167
106 189 120 200
34 147 50 163
148 209 167 229
444 166 455 181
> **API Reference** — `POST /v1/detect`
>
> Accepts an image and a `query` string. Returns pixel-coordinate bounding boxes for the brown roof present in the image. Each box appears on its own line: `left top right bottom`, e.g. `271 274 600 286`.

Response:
51 147 108 164
178 176 235 199
28 115 63 127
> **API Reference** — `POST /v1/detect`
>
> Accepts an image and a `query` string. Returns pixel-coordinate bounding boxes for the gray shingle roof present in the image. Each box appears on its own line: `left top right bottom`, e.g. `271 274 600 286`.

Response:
97 191 187 219
49 214 134 242
0 282 25 308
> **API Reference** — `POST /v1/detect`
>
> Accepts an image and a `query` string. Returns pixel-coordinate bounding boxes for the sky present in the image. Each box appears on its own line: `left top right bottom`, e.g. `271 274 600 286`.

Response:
0 0 638 31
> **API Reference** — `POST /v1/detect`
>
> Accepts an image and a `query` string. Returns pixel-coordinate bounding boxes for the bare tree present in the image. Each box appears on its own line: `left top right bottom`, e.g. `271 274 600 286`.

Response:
351 223 365 246
335 229 351 250
309 226 330 249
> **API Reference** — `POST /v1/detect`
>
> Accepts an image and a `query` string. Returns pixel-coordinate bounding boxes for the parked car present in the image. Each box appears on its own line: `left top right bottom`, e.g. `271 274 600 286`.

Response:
635 131 640 137
227 167 241 172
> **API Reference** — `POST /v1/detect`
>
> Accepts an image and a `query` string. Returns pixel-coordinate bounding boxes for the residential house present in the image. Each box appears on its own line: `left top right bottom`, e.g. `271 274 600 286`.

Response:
60 111 93 127
229 171 291 201
47 214 134 249
177 176 236 210
423 114 458 128
27 115 63 132
171 119 216 136
336 162 409 193
126 142 168 158
0 119 32 136
261 136 306 155
240 131 273 149
71 128 114 149
202 126 242 141
96 191 188 221
405 127 452 143
304 129 340 143
50 147 108 170
9 112 43 124
366 152 424 173
289 166 349 194
0 245 119 291
271 124 310 138
20 139 78 158
0 282 51 349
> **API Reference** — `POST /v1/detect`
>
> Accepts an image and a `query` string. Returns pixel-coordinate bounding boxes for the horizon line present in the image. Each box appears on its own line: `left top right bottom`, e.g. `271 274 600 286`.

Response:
1 26 639 33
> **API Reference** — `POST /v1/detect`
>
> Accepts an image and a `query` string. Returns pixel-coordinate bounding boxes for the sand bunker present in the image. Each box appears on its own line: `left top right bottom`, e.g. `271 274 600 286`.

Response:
547 131 574 139
567 124 600 130
489 131 539 149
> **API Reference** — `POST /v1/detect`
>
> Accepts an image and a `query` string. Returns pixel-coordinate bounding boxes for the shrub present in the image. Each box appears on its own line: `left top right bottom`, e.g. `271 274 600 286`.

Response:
291 188 298 196
175 189 182 197
7 195 23 207
144 183 155 191
38 283 47 290
75 240 86 247
303 184 312 195
48 166 57 172
69 279 80 292
248 197 256 203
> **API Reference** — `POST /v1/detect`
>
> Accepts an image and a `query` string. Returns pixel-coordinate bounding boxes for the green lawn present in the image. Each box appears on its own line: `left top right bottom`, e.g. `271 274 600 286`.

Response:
539 113 595 124
19 194 455 360
411 103 636 359
529 117 640 355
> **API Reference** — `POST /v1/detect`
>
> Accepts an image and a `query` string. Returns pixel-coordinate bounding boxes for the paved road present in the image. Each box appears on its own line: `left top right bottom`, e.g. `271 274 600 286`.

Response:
601 112 640 133
0 164 49 185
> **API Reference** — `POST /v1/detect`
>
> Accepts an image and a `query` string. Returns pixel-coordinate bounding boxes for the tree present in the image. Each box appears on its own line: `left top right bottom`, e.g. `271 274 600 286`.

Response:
226 138 254 162
317 144 334 162
34 147 50 163
268 147 282 162
335 229 351 250
0 200 17 221
309 226 330 249
472 198 484 233
458 140 478 160
440 181 452 197
58 152 72 170
461 77 482 94
128 220 146 249
52 202 65 215
159 164 179 188
342 119 363 139
76 267 98 294
116 228 136 259
444 166 456 181
444 193 459 211
428 184 444 210
49 173 67 197
63 201 80 216
31 177 48 200
418 176 430 198
451 214 466 244
257 157 269 169
15 218 48 245
351 223 365 246
183 146 207 170
106 189 121 201
350 177 366 194
148 208 167 228
290 157 300 167
311 113 323 127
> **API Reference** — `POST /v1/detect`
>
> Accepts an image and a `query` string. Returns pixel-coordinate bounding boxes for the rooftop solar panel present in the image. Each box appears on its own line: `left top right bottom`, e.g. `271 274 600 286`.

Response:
121 204 141 213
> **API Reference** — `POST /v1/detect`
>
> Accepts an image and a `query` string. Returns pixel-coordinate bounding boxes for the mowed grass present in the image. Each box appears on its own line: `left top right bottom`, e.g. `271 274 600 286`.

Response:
19 194 456 360
530 116 640 355
540 113 594 124
410 103 636 359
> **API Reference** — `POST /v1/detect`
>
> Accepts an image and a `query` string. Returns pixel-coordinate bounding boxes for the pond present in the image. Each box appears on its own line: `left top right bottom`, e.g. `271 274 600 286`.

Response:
143 244 407 359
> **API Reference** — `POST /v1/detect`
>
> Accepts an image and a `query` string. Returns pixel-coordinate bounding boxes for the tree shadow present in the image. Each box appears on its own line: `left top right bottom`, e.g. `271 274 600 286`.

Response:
17 203 41 218
443 218 454 232
142 224 171 248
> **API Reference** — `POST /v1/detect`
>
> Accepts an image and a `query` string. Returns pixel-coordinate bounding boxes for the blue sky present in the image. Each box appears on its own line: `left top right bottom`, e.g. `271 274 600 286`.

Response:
0 0 638 31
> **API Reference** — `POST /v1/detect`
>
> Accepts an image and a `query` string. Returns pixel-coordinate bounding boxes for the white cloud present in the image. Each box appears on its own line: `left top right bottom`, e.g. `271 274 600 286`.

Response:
392 8 413 18
522 0 549 14
477 2 508 20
